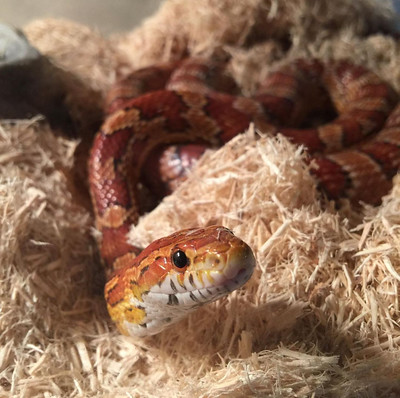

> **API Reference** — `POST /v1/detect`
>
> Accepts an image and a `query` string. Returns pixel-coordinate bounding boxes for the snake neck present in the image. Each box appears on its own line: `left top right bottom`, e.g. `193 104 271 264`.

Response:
99 222 142 273
88 123 143 274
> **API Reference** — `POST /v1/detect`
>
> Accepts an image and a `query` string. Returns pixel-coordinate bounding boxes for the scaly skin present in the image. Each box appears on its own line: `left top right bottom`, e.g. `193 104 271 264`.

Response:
89 58 400 337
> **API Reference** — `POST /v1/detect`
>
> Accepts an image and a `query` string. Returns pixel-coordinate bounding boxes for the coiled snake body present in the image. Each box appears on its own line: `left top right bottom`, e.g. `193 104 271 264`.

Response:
89 58 400 337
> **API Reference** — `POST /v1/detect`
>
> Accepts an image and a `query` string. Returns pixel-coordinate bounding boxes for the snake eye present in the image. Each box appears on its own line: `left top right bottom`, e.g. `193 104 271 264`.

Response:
172 250 189 268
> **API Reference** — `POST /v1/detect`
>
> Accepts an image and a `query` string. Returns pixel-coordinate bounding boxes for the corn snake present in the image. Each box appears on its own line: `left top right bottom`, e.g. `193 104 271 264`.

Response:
89 58 400 336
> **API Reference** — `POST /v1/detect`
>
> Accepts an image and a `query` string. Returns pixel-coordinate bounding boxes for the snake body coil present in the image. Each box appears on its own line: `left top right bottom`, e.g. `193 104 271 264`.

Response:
89 58 400 336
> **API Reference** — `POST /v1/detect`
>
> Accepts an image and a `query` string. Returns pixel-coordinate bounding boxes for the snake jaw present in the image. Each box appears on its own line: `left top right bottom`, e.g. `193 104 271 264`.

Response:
111 226 255 337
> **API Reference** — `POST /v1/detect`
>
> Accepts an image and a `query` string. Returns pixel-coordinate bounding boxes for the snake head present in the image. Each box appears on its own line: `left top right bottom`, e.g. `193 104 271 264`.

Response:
105 226 255 337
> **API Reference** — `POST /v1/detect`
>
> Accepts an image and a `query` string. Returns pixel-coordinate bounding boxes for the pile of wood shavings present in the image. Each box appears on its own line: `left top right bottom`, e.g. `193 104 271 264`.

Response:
0 0 400 396
131 128 400 362
1 120 399 396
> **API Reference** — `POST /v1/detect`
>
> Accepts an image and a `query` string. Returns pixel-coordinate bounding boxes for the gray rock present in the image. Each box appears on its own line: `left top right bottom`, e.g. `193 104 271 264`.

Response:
0 23 75 133
0 23 40 66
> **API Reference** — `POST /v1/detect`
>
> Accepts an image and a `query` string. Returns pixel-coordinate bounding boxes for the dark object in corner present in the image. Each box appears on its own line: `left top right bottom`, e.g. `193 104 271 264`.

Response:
0 23 76 134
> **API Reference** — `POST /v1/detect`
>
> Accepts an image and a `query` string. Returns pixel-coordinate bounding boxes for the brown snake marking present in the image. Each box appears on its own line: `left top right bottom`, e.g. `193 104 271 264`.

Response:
89 58 400 336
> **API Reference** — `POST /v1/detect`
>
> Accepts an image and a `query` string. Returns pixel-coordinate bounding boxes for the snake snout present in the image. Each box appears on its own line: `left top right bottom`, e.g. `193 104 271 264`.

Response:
186 227 256 290
214 240 255 288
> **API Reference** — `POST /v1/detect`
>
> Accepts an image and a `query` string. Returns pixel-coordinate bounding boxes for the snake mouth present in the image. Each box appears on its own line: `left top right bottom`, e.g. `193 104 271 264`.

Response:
226 266 253 290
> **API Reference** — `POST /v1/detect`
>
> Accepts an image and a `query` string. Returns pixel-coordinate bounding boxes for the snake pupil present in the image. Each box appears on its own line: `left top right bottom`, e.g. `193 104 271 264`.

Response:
172 250 189 268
